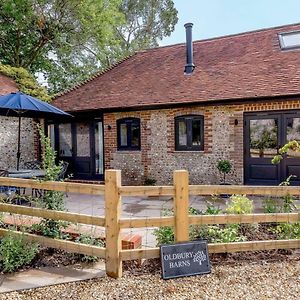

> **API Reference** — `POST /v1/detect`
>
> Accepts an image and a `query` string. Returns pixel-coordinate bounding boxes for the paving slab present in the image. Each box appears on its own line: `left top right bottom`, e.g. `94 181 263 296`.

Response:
0 261 105 293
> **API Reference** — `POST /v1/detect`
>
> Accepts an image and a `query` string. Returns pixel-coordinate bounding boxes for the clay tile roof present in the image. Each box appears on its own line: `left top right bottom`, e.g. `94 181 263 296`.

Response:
53 23 300 112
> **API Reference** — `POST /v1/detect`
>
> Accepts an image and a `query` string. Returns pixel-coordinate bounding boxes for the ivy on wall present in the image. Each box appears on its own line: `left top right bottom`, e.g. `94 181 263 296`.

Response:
0 64 50 102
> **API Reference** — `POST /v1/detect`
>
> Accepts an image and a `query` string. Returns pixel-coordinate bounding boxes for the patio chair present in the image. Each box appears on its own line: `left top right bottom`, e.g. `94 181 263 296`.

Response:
0 169 8 177
57 161 69 181
24 161 42 197
0 169 9 190
0 169 16 197
24 161 42 170
34 161 69 199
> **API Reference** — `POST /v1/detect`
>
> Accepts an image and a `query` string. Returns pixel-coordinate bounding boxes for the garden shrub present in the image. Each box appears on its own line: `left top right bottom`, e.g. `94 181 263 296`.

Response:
262 197 281 213
75 234 105 262
262 176 299 214
226 194 253 214
205 195 222 215
278 175 299 213
30 220 69 239
154 225 174 245
144 177 157 186
0 233 39 273
274 223 300 240
280 194 298 213
153 207 202 245
208 224 246 243
217 159 232 184
154 203 247 245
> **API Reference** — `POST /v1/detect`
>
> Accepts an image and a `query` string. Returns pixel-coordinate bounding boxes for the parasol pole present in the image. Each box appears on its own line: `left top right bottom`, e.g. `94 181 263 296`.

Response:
16 115 21 170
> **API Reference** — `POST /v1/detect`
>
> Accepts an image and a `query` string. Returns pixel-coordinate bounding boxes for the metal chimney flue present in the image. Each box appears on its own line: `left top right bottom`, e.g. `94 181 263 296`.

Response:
184 23 195 74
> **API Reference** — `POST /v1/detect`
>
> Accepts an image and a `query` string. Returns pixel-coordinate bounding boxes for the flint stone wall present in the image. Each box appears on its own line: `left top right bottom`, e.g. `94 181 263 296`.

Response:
0 74 38 170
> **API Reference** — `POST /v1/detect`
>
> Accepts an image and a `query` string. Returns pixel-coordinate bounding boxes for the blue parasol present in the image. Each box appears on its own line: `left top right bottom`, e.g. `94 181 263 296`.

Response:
0 92 72 170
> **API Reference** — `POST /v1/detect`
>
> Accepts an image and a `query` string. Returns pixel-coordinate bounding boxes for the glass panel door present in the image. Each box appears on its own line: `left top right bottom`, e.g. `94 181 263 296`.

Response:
244 115 280 185
286 117 300 157
73 122 92 178
282 115 300 184
54 119 104 180
245 112 300 186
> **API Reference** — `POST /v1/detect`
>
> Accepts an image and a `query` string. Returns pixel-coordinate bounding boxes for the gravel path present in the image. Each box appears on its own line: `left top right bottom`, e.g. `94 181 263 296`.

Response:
0 260 299 300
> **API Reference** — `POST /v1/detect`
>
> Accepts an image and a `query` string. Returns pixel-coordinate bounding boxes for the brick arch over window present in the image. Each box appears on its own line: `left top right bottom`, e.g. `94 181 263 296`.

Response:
117 117 141 150
174 115 204 151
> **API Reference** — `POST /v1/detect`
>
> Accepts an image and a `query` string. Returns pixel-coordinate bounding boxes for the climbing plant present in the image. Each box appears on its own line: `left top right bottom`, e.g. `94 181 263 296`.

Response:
272 140 300 164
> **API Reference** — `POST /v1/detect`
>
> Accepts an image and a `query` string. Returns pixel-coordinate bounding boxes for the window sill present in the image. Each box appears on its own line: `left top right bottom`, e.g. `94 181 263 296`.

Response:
173 151 205 154
116 150 141 153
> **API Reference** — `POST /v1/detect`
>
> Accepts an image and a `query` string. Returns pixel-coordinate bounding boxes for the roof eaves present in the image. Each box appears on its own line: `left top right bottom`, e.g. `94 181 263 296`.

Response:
63 92 300 114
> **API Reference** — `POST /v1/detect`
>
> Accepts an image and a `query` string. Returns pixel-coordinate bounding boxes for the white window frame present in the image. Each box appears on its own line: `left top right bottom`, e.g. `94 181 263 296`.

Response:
278 30 300 50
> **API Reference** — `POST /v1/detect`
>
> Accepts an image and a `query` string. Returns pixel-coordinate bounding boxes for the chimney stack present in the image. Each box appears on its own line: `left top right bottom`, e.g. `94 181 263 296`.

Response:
184 23 195 74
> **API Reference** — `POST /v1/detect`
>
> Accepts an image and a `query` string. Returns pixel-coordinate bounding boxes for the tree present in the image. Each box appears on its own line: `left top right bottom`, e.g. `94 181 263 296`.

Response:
111 0 178 58
0 64 50 102
0 0 124 92
0 0 178 94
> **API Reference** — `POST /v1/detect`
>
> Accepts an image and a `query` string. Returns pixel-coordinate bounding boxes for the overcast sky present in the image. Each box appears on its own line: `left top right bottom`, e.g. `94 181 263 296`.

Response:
160 0 300 45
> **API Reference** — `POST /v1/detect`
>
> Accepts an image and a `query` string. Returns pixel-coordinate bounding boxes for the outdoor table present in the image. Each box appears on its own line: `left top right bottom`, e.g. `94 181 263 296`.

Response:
8 169 46 179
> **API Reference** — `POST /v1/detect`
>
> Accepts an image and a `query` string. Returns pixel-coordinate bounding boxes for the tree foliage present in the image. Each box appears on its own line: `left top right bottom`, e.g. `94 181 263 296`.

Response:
0 63 50 101
111 0 178 58
0 0 178 94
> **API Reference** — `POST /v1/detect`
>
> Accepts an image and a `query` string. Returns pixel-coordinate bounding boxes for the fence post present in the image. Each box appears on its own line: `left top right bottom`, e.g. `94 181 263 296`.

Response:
173 170 189 242
105 169 122 278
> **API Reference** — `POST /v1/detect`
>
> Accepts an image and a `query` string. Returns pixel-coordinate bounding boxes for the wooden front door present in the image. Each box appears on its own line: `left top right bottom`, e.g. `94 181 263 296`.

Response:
73 121 93 178
244 111 300 185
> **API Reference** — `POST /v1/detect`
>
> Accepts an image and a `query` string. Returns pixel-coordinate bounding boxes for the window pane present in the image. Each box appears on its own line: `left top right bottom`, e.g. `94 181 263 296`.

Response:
59 123 72 157
280 31 300 49
76 122 90 157
120 123 127 146
131 123 139 147
286 117 300 158
192 119 201 146
250 119 277 158
178 120 187 146
95 121 104 174
47 124 55 149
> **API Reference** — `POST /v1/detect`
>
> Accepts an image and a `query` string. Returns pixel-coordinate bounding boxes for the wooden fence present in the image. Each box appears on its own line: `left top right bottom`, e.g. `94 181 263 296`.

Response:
0 170 299 278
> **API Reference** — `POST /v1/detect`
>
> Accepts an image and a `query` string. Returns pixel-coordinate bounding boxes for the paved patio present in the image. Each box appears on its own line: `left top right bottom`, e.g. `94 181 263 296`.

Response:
64 193 300 248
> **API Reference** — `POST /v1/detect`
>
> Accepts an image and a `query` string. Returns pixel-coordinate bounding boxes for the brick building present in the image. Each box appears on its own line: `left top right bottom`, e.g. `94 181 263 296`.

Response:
0 74 38 169
53 23 300 185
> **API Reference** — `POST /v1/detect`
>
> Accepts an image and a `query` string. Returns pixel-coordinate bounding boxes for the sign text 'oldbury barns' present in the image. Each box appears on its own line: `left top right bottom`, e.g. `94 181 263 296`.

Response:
160 240 211 279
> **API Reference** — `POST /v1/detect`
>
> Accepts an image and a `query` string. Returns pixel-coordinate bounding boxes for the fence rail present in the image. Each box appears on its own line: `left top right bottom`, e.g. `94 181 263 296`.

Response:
0 177 105 195
0 203 105 226
0 170 299 278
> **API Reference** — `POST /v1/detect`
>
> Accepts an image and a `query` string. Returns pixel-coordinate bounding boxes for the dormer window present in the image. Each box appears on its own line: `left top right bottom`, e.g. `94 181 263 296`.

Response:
279 31 300 50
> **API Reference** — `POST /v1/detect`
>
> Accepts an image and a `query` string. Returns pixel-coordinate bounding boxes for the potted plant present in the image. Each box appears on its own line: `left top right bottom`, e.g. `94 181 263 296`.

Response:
144 177 157 199
217 160 232 185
